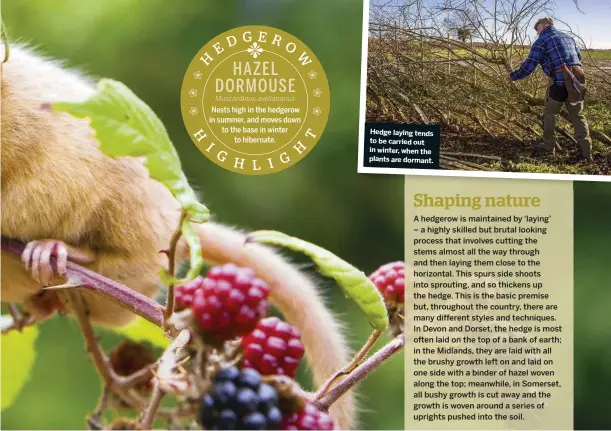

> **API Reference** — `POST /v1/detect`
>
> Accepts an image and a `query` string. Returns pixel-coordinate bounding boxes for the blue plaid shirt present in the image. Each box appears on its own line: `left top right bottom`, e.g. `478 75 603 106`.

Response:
510 26 582 86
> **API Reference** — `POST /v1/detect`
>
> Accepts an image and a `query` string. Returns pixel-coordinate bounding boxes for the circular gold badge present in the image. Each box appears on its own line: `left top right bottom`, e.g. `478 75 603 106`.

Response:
181 26 330 175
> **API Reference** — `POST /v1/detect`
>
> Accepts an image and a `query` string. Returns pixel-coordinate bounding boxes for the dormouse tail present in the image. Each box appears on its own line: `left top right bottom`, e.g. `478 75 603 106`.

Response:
178 221 357 429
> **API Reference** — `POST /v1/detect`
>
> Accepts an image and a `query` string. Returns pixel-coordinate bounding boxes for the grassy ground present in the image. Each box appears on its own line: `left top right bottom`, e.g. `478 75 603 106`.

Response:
440 99 611 175
443 131 611 175
585 49 611 60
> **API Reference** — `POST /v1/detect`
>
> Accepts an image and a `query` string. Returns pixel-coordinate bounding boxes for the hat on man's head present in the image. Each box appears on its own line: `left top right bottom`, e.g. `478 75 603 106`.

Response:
534 17 555 30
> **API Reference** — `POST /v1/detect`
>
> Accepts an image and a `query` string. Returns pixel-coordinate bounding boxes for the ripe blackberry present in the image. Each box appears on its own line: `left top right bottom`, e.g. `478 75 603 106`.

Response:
175 277 205 311
200 366 283 430
369 261 405 304
281 403 335 430
191 263 270 343
241 317 304 378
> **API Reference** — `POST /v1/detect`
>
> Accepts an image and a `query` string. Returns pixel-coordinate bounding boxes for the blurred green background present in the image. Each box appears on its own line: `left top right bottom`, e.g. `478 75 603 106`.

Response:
1 0 404 429
574 181 611 430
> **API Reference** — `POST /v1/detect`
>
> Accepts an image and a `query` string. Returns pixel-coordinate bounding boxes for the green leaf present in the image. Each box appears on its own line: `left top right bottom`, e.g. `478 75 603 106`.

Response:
1 322 39 410
248 231 389 330
158 269 184 287
182 219 204 280
112 317 170 349
52 79 209 223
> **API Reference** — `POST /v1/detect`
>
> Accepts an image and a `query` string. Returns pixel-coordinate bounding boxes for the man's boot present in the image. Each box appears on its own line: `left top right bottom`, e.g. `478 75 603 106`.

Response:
535 142 555 155
578 137 592 161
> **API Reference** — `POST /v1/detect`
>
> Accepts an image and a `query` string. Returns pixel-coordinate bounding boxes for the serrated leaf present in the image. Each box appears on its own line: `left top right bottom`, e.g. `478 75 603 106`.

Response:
248 231 389 330
1 323 39 410
52 79 209 223
112 316 170 349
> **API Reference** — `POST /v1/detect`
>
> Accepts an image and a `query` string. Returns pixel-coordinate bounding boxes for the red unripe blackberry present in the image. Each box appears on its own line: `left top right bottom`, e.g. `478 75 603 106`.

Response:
191 263 270 343
369 261 405 304
282 403 335 430
370 261 405 337
241 317 305 378
174 277 204 311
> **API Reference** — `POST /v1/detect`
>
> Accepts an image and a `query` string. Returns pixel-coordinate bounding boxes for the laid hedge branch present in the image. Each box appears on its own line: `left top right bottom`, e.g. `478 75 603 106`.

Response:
366 15 611 165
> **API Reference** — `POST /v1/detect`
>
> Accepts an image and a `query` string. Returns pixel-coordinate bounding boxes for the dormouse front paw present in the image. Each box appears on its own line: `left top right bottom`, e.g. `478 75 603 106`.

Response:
21 239 69 286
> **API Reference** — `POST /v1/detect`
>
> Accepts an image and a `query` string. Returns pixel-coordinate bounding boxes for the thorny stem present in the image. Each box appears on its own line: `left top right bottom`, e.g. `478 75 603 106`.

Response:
8 303 22 322
156 329 192 392
1 304 36 334
263 375 310 407
164 210 188 331
1 319 36 334
2 237 190 423
87 387 109 430
1 318 37 334
66 289 113 385
116 365 155 389
140 382 165 430
64 289 152 413
314 329 383 400
140 329 192 428
315 332 405 412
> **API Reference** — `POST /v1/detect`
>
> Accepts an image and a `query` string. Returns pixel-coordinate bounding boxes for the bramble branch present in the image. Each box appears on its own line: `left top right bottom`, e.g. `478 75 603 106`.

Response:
1 238 165 328
314 332 405 412
64 287 160 420
1 303 36 334
314 329 383 400
2 237 169 415
163 210 188 330
140 329 192 428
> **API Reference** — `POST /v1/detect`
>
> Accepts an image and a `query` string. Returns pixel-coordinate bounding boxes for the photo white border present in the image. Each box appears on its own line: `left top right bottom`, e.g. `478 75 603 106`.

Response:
356 0 611 183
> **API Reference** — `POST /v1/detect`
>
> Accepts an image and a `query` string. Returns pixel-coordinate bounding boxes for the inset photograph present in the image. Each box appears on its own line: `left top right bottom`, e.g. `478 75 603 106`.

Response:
361 0 611 179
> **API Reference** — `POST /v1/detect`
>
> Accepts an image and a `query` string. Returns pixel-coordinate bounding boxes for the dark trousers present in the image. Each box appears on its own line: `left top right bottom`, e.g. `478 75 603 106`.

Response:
542 83 592 158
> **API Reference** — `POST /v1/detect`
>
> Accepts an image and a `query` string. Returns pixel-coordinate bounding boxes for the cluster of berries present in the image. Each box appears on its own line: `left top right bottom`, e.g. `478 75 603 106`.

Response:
175 263 334 430
175 264 270 342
